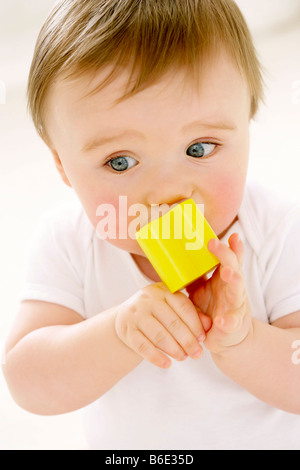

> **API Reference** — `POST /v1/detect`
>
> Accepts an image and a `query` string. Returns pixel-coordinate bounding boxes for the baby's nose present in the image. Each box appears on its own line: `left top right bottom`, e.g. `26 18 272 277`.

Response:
145 163 195 207
147 182 193 207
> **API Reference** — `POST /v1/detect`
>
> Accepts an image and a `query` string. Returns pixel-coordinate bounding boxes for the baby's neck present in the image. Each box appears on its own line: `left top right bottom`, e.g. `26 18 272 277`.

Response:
131 253 162 282
217 216 238 240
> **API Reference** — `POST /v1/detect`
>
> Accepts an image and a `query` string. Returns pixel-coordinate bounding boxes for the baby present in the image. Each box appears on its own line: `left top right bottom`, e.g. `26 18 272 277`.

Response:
3 0 300 450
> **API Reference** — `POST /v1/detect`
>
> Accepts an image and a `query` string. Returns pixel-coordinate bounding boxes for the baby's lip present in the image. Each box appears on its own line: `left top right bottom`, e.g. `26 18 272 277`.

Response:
149 200 187 221
136 203 174 231
137 199 200 231
150 198 191 212
150 198 189 207
148 205 170 222
145 198 198 227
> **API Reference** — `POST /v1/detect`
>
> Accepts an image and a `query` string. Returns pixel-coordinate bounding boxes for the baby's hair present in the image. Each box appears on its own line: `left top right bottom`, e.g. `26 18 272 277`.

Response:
27 0 264 145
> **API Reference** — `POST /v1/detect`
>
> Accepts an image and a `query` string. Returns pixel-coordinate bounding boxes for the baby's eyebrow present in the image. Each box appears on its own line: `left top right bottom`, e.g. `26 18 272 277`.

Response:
81 120 236 153
81 129 145 153
181 119 237 133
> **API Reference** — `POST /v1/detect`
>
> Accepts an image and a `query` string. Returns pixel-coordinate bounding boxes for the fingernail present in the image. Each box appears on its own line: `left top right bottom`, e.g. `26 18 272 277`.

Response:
193 349 203 358
197 334 206 343
209 238 218 248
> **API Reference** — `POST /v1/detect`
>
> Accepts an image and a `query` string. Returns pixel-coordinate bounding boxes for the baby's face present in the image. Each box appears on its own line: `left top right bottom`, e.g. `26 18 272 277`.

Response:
45 50 251 256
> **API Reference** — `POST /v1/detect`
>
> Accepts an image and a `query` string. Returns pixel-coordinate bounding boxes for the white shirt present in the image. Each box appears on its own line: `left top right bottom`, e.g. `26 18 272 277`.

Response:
19 180 300 450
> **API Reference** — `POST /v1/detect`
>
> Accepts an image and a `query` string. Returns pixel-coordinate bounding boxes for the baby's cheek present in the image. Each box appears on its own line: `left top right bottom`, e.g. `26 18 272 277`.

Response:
91 195 144 254
91 195 143 241
92 196 120 232
211 174 245 231
215 176 241 206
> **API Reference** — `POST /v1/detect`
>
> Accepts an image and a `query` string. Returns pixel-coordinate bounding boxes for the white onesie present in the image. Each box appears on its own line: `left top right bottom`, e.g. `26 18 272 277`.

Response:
19 180 300 450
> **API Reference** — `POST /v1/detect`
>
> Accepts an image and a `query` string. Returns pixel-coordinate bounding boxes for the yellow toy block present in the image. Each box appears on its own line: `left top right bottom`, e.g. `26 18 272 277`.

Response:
135 199 220 293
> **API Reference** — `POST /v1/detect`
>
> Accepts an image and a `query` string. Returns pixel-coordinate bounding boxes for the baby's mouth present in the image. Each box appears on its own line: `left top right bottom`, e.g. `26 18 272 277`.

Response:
148 199 191 223
137 199 202 232
136 205 170 231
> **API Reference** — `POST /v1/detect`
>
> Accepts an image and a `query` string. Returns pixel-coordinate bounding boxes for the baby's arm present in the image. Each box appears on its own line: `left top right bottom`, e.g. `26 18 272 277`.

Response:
3 284 208 415
189 234 300 414
3 300 142 415
212 312 300 414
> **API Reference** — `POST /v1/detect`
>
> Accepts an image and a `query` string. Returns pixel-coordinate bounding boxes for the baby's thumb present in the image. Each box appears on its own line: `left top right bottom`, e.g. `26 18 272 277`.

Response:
196 308 213 332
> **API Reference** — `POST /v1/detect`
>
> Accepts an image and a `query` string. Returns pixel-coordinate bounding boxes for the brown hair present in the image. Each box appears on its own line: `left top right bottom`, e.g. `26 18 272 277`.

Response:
27 0 264 144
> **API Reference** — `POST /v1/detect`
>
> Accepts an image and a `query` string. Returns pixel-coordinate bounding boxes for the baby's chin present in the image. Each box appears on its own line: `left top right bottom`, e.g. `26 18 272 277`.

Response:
215 215 239 240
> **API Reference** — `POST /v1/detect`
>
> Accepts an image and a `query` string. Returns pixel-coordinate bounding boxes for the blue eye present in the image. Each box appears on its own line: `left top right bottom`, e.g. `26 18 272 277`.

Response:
108 156 138 172
186 142 216 158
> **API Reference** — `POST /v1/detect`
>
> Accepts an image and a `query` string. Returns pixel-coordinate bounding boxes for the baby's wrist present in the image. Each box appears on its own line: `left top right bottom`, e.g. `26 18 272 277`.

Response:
210 317 255 359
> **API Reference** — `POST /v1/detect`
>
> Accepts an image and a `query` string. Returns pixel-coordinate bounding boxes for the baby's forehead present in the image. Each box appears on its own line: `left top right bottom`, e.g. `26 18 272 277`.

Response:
45 53 250 150
28 0 264 146
50 50 249 113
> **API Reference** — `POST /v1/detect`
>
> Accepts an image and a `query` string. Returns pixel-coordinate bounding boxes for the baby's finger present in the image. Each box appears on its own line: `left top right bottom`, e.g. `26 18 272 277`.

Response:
208 238 239 271
228 233 244 266
149 298 204 359
138 314 189 362
214 310 243 334
165 291 207 341
197 309 213 332
130 329 172 369
187 280 211 314
219 266 246 310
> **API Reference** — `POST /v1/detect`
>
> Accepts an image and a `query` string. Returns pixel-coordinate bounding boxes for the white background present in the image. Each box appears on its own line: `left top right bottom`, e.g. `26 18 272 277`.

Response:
0 0 299 450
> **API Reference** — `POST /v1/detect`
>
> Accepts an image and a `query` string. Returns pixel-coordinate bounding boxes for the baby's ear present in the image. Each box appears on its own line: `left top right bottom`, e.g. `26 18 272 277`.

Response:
50 150 72 188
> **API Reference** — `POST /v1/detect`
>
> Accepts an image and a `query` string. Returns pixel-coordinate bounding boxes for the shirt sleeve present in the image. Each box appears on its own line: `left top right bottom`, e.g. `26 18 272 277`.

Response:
261 207 300 324
18 208 86 318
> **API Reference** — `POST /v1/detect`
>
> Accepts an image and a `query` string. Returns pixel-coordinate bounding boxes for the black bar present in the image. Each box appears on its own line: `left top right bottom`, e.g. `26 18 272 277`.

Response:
96 451 203 465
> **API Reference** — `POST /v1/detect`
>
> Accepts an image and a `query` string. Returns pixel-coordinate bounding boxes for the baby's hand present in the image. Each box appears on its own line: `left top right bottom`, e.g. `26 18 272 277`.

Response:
187 233 253 355
115 283 211 368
